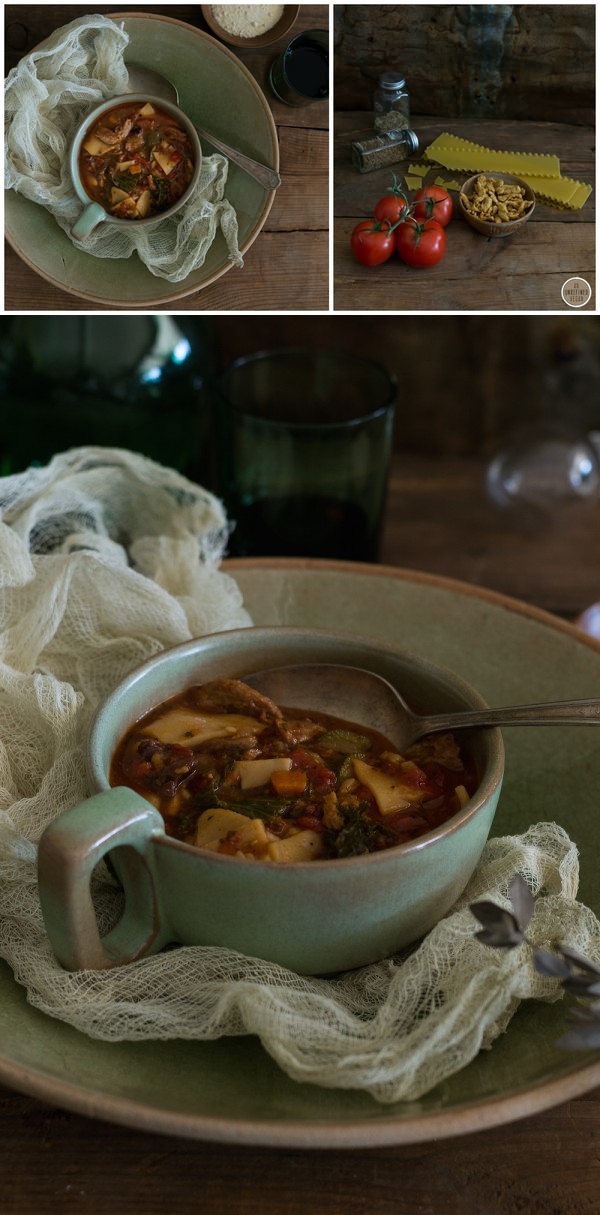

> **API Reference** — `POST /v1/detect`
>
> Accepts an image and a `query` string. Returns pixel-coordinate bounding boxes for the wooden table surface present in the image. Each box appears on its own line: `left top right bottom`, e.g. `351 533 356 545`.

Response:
4 4 328 312
335 114 595 312
2 453 599 1214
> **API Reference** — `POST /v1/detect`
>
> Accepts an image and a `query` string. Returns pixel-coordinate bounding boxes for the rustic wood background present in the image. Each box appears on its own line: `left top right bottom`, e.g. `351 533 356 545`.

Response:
334 4 595 123
2 1080 600 1215
213 314 600 455
4 4 328 312
3 314 600 472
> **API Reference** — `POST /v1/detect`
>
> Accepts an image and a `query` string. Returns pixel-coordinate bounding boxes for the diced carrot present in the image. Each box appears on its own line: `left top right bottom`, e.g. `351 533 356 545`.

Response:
270 769 308 795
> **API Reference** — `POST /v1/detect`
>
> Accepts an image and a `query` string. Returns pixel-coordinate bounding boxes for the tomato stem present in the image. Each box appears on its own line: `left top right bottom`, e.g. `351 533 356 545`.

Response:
388 173 409 206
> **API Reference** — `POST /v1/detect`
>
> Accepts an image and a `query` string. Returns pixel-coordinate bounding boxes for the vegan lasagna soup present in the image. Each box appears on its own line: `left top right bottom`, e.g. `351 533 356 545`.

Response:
79 101 195 220
110 679 479 862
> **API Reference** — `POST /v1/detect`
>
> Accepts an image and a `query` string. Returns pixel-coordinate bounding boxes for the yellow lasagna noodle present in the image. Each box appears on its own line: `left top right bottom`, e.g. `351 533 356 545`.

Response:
405 175 423 189
425 133 561 178
519 176 592 209
423 134 592 209
434 176 461 190
569 182 593 208
406 163 430 177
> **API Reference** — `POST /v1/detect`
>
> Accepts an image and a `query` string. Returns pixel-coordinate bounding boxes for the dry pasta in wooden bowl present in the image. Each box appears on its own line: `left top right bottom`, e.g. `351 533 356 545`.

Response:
459 172 535 237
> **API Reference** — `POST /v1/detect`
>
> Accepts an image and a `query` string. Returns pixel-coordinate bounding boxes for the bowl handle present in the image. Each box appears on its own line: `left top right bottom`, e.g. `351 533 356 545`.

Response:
71 203 106 240
38 788 168 971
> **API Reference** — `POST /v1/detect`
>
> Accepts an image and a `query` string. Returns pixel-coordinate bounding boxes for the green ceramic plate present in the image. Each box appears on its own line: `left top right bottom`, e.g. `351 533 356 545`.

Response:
2 560 600 1145
4 12 278 307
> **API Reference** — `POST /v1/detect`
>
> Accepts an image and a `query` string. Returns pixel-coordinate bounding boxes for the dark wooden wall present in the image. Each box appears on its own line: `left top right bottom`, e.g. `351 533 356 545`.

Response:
211 316 600 456
334 4 595 124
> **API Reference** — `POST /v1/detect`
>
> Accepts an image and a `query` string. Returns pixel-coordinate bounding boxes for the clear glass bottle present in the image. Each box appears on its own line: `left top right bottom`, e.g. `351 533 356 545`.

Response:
373 71 411 133
486 324 600 525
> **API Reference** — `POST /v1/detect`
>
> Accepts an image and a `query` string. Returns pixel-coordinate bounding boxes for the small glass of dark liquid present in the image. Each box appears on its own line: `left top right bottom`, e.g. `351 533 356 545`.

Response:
214 350 396 563
269 29 328 106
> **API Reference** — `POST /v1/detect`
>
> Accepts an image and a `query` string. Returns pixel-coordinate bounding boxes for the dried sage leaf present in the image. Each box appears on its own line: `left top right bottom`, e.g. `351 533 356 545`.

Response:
533 948 573 980
557 944 600 976
508 874 535 932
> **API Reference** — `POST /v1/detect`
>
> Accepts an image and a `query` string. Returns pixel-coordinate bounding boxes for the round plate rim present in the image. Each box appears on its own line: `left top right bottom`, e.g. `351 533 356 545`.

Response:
4 11 279 309
224 556 600 656
1 558 599 1147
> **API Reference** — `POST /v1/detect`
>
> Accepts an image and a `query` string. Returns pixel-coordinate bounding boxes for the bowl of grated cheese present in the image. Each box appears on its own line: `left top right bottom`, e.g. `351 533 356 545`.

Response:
202 4 299 48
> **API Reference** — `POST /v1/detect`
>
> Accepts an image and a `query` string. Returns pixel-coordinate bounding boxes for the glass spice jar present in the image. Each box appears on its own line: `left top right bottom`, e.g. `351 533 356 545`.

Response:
374 71 411 133
351 129 419 174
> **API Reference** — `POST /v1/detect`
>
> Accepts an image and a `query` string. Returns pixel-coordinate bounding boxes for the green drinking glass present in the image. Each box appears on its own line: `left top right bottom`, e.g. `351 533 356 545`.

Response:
268 29 328 106
215 348 396 561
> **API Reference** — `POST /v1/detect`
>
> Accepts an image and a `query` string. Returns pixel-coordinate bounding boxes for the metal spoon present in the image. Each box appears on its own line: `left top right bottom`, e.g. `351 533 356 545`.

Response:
124 63 281 190
244 664 600 751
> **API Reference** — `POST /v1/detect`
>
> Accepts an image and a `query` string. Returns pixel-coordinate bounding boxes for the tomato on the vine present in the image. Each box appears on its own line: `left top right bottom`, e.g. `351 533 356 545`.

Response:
374 177 409 226
374 193 409 225
350 218 396 267
412 186 453 227
396 218 446 268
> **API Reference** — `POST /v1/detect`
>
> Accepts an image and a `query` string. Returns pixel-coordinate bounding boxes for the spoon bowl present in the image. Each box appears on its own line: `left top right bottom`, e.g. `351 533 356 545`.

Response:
124 62 281 190
245 664 600 751
124 63 179 103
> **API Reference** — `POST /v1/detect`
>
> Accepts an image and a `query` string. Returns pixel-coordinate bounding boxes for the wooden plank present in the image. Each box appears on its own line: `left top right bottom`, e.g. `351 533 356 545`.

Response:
381 456 600 618
2 1083 600 1215
279 127 329 176
5 231 329 312
268 176 328 232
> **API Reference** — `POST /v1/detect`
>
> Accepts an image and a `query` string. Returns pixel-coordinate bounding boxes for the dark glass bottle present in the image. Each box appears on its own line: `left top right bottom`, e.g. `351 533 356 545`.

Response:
0 316 218 485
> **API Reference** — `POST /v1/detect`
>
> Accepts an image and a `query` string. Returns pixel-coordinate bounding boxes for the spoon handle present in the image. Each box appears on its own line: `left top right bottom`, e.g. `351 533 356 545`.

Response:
195 125 281 190
418 699 600 735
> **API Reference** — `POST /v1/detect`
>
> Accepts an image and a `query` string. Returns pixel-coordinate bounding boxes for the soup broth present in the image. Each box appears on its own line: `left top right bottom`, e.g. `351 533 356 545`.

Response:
110 678 478 863
79 100 195 220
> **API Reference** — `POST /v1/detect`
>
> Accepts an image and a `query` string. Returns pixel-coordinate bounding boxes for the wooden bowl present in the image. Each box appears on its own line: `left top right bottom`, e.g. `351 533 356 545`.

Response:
458 172 536 238
201 5 300 48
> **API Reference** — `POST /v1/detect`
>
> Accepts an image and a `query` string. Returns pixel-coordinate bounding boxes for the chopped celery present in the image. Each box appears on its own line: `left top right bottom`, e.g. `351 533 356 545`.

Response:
317 729 372 755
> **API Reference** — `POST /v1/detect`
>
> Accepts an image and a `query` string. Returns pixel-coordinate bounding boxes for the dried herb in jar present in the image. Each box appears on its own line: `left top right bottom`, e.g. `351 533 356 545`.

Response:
373 71 411 134
351 130 419 174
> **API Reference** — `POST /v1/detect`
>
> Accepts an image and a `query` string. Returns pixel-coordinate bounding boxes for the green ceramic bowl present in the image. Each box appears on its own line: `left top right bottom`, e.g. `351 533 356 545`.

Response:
38 627 504 975
69 93 202 240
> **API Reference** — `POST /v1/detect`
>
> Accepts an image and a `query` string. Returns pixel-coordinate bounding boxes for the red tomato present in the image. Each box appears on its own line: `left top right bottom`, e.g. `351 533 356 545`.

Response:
311 767 337 793
412 186 453 227
396 218 446 268
374 193 408 225
289 748 316 770
351 218 396 267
